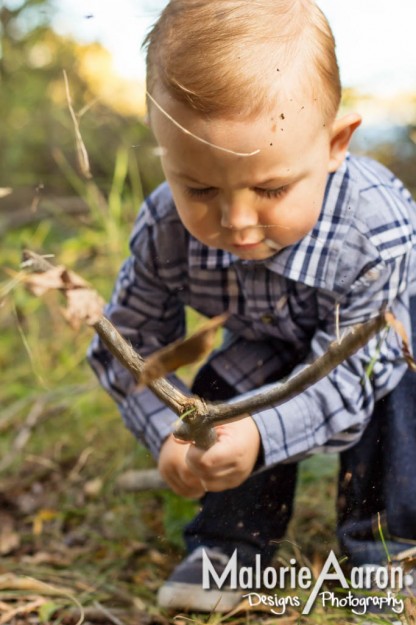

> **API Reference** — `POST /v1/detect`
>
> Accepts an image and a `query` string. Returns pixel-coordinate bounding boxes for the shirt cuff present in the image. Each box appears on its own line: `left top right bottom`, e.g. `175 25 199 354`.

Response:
119 375 190 459
251 393 314 466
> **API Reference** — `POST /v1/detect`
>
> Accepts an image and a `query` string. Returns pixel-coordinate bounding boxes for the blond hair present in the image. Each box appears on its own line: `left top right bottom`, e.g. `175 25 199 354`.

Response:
144 0 341 121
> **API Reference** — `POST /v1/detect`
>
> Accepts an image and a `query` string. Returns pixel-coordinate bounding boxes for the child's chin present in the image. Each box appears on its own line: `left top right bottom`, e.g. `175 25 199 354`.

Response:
233 247 279 261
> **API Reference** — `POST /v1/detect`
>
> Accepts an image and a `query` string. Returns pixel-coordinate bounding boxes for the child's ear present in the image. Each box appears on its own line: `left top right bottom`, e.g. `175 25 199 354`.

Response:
328 113 362 172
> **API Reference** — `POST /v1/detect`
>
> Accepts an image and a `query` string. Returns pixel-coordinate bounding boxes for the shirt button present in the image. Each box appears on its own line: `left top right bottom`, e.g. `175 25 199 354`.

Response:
261 314 274 324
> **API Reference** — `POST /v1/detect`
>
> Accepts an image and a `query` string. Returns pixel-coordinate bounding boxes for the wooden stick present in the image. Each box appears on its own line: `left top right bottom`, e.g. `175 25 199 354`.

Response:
174 313 386 442
21 250 388 450
93 316 204 417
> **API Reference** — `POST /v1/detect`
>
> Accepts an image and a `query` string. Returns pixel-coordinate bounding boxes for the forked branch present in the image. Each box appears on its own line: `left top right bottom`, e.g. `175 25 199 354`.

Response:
21 250 389 449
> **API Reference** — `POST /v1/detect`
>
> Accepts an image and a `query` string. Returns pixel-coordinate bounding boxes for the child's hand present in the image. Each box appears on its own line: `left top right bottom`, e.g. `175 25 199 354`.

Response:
185 415 260 492
158 434 206 499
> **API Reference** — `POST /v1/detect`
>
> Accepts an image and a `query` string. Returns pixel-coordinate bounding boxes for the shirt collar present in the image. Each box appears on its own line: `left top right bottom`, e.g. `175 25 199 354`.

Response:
189 239 237 269
266 156 357 289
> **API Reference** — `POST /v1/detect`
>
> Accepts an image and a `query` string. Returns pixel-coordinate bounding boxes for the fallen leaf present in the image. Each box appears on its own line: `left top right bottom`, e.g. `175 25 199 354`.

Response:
32 508 60 536
132 596 147 611
83 477 103 498
0 513 20 555
0 573 72 595
148 548 166 566
310 551 325 580
404 596 416 624
226 597 300 621
0 598 46 625
140 313 229 386
0 574 84 625
21 551 74 567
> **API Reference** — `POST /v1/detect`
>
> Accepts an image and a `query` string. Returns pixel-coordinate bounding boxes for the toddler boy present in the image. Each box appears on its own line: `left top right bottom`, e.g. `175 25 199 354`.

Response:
89 0 416 613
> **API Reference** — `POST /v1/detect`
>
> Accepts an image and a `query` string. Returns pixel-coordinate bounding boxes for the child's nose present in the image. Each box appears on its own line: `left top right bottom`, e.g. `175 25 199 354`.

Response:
220 200 258 230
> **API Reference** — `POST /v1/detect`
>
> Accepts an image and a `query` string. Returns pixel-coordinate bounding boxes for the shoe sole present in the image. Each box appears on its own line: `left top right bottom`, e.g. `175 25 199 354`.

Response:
157 581 242 612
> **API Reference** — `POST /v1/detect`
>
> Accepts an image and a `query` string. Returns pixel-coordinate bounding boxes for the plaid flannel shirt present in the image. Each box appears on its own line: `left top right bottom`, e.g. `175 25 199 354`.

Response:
88 155 416 466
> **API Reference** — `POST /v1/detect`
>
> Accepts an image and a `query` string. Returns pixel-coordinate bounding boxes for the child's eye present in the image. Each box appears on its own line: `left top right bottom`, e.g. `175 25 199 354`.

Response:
186 187 216 198
255 186 288 199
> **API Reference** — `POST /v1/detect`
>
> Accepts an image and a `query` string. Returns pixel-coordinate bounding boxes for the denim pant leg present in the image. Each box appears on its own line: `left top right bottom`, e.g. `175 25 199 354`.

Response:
338 296 416 565
184 364 298 565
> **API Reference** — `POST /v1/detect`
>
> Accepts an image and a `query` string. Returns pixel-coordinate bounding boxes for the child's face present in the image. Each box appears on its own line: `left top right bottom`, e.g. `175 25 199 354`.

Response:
151 91 358 261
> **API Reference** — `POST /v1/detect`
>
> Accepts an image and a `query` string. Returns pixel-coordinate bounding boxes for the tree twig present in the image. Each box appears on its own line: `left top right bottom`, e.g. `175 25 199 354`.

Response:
116 469 166 491
93 316 204 418
179 314 387 428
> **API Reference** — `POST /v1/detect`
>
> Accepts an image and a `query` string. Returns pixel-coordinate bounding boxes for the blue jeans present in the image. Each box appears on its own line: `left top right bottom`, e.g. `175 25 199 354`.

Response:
185 299 416 566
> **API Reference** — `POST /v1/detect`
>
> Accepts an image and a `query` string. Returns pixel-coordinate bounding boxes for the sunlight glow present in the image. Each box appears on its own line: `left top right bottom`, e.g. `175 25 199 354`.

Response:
51 0 416 99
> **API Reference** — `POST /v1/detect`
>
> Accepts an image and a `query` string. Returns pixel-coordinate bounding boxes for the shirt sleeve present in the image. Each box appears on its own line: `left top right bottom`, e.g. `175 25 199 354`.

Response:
232 254 410 466
87 202 190 459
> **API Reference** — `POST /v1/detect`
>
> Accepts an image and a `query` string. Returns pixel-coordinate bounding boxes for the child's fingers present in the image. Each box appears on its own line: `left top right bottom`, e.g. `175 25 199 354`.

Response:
163 471 205 498
186 436 233 471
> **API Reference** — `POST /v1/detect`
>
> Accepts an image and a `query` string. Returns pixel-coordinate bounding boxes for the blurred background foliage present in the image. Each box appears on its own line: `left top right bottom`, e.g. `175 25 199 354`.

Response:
1 0 163 197
1 0 416 199
0 2 415 612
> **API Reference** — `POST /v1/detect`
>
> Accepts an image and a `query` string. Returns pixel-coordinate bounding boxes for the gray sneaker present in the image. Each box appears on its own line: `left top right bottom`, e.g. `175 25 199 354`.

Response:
157 546 243 612
356 562 415 624
359 561 415 595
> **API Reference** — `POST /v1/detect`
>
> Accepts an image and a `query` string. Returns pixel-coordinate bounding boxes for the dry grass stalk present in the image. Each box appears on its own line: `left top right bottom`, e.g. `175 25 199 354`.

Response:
63 70 92 180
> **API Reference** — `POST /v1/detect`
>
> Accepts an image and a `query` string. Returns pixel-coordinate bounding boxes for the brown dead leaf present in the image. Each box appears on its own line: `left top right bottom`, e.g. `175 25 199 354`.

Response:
0 598 46 625
385 311 416 371
21 551 74 567
0 573 73 596
83 477 103 498
0 513 20 555
226 597 300 620
20 266 104 327
22 266 87 296
63 287 105 328
404 596 416 624
0 574 84 625
310 551 325 581
140 313 228 386
32 508 60 536
148 548 166 566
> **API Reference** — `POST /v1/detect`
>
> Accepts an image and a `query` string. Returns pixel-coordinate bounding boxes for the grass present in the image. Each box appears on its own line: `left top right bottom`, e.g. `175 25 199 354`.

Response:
1 163 412 625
